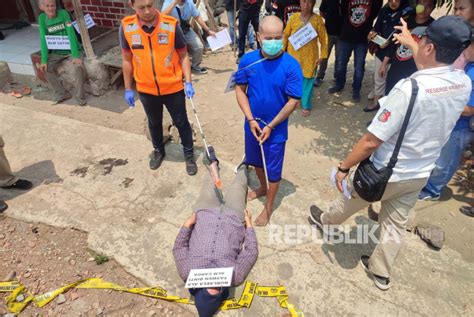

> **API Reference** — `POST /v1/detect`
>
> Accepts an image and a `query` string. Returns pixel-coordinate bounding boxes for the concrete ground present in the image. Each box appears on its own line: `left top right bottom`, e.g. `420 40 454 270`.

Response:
0 47 473 316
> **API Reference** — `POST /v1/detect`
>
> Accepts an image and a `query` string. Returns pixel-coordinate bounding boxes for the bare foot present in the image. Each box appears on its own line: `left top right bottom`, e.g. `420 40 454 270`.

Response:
254 206 272 227
247 187 267 201
302 109 310 117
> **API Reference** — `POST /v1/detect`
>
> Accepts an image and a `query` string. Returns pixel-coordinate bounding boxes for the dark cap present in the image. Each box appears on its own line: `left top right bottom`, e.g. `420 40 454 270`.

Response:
420 16 471 49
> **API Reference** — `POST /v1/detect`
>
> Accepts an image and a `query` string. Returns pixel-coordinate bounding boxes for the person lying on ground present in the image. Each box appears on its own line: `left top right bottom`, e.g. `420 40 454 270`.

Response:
173 149 258 316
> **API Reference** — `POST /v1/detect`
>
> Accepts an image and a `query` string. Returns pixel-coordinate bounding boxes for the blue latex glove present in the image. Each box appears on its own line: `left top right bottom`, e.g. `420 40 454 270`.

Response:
124 89 135 108
185 82 195 99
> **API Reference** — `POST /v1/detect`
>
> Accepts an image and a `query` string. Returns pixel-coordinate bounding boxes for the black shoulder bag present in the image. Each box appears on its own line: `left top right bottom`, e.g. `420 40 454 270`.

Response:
176 7 191 33
353 78 419 202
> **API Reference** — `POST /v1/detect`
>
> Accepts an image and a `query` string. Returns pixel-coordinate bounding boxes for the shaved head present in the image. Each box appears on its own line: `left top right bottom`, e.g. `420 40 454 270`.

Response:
257 16 284 57
259 16 284 35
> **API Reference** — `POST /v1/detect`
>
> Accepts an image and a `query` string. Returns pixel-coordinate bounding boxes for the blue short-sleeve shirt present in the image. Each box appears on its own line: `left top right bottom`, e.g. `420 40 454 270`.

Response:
235 50 303 143
162 0 200 21
454 62 474 131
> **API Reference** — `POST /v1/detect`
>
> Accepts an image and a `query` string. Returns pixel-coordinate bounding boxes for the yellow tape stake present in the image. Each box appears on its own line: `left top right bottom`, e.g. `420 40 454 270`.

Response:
0 278 303 315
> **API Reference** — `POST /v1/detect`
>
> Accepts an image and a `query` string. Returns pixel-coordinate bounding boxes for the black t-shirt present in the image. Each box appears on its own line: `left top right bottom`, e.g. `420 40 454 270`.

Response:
385 14 434 94
240 0 263 12
319 0 343 36
271 0 300 25
373 3 412 60
339 0 383 43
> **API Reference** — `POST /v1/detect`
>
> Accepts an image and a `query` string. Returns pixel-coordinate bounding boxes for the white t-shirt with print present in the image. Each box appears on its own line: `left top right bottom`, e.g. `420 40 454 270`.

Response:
368 66 471 182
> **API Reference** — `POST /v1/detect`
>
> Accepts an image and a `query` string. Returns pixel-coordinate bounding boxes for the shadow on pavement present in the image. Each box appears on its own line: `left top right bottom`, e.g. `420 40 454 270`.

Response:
0 159 61 201
320 215 378 270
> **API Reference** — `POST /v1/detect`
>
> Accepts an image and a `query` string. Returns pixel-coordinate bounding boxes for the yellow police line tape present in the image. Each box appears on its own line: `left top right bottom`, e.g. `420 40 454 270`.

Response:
0 278 304 316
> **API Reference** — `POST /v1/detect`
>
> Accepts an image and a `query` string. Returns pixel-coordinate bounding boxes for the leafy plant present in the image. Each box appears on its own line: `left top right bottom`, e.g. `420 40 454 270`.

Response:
87 248 110 265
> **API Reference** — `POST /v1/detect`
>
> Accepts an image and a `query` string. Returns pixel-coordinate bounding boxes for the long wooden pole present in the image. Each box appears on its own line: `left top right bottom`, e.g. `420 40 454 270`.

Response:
71 0 95 58
203 0 218 31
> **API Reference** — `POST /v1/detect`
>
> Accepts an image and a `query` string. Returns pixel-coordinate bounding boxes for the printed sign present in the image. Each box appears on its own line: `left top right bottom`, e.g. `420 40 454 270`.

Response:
224 71 236 93
45 35 71 50
206 29 232 52
288 23 317 51
72 14 95 34
330 168 351 199
185 267 233 289
371 35 389 47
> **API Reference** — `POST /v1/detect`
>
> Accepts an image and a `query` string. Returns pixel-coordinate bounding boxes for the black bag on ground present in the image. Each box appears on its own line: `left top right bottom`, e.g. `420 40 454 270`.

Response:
353 78 419 202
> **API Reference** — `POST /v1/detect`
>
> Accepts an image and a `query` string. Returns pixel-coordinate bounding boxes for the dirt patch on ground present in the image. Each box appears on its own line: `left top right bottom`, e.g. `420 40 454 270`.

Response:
0 216 192 316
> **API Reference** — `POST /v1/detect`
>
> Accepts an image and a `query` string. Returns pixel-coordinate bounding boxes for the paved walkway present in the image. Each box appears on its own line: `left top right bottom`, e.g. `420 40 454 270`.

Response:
1 103 472 316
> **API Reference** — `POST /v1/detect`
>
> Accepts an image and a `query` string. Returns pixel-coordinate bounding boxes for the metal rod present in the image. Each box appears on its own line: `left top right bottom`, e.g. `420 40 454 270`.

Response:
189 98 211 158
259 143 270 191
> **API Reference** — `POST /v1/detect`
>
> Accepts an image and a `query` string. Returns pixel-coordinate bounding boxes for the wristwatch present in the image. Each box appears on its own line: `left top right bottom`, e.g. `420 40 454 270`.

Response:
337 162 350 173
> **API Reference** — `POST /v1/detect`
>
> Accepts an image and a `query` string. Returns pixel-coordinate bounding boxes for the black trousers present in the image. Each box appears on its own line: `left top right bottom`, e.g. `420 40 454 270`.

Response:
139 90 194 155
238 7 260 57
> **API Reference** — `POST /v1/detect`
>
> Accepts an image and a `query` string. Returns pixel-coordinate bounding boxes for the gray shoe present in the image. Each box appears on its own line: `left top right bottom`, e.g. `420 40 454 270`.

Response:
76 97 87 106
185 153 197 175
52 92 72 105
149 149 165 170
191 66 208 74
360 255 391 291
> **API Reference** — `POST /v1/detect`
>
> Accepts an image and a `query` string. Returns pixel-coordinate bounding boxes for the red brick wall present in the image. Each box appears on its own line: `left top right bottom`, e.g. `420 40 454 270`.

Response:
80 0 130 28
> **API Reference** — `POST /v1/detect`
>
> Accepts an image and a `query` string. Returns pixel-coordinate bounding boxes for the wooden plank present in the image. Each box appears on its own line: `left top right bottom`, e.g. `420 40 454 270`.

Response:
72 0 95 58
110 69 123 85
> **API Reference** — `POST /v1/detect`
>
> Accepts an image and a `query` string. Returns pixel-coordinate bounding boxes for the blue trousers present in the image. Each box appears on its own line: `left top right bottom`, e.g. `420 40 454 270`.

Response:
334 40 368 93
421 128 474 197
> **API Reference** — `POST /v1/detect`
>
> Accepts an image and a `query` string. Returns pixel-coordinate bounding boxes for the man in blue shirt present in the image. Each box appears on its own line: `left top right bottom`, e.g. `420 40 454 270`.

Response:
162 0 216 74
419 35 474 201
235 16 303 226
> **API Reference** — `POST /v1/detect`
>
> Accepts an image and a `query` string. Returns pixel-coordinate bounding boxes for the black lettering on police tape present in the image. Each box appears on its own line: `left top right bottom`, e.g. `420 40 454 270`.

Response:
0 285 20 291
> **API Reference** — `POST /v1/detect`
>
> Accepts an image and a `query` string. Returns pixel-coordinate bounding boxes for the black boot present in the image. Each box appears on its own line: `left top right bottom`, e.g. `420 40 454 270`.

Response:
0 32 4 41
184 153 197 175
149 149 165 170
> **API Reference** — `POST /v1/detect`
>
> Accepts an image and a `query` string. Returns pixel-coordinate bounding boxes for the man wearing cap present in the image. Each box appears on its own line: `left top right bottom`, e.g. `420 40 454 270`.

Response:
309 16 472 291
173 155 258 316
121 0 198 175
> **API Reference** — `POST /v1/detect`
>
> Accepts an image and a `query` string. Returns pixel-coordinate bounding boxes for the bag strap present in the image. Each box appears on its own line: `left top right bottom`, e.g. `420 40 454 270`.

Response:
176 7 187 25
387 78 419 168
176 6 183 20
